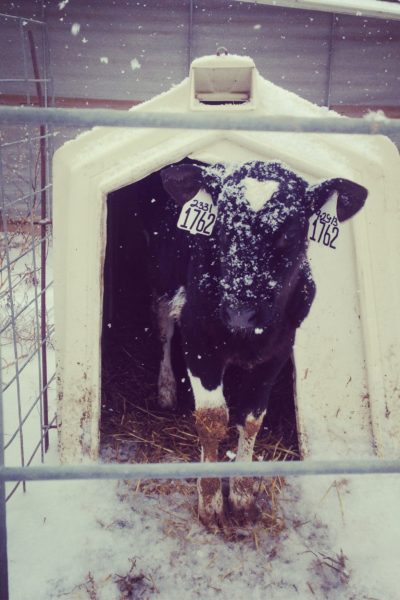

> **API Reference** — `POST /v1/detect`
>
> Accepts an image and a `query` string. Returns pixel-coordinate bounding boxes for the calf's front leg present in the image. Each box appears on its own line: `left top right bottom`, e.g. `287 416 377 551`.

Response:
157 296 177 408
227 359 285 522
188 370 228 530
229 410 265 521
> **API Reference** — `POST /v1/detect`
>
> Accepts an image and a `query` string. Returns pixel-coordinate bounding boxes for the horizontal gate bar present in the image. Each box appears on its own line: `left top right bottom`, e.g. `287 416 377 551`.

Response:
0 105 399 135
1 459 400 482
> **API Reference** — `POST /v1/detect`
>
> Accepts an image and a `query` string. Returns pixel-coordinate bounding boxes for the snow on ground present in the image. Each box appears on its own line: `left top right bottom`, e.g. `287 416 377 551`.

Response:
1 237 56 468
6 440 400 600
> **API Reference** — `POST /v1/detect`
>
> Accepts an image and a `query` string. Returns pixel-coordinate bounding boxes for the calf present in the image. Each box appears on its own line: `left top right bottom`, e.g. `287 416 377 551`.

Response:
141 160 367 529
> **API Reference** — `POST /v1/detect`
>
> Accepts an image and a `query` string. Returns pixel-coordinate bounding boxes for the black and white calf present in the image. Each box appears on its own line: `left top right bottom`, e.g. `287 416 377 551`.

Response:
142 160 367 528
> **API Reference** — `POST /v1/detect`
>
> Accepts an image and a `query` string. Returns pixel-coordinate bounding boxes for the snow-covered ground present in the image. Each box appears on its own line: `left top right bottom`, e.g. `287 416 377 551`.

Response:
1 235 56 469
6 447 400 599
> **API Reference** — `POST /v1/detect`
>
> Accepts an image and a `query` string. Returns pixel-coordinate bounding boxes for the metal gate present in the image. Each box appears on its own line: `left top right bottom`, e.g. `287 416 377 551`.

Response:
0 11 55 501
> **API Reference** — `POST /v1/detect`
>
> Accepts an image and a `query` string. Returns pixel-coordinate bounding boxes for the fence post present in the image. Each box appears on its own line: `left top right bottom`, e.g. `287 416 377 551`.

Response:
0 341 10 600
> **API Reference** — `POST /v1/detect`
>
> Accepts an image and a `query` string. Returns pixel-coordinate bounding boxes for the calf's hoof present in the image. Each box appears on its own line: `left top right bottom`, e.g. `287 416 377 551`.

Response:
229 477 259 524
197 478 226 532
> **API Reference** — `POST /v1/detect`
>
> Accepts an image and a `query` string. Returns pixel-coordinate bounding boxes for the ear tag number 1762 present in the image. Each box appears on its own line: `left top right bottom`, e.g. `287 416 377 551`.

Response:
177 191 218 236
309 210 340 250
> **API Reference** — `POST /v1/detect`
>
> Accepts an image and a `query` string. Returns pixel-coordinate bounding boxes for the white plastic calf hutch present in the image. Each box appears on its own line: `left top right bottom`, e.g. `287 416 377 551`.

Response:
53 53 400 463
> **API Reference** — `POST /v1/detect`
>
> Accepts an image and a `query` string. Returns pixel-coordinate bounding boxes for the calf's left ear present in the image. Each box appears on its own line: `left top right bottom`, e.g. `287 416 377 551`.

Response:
161 163 203 206
306 178 368 222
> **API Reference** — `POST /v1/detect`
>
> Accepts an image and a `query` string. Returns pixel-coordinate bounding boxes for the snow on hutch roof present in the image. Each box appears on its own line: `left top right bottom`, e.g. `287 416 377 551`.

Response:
54 53 398 194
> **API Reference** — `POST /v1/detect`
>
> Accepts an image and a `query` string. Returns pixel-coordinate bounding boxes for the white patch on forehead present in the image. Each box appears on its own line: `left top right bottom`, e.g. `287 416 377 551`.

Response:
242 177 280 212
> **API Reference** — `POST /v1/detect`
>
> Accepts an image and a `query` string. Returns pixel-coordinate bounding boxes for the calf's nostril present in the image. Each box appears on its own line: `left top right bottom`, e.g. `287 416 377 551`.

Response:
224 306 257 330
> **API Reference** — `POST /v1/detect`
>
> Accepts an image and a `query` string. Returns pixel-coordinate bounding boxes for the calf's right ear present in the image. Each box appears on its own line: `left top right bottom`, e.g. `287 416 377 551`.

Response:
161 163 204 206
306 178 368 222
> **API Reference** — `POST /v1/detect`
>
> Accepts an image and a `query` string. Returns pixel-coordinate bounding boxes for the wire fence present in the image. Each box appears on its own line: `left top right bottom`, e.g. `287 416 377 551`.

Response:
0 14 57 597
0 12 55 509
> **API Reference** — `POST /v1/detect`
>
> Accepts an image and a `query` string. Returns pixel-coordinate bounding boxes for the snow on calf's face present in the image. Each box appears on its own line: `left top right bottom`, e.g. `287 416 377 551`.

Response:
161 160 368 334
218 162 310 332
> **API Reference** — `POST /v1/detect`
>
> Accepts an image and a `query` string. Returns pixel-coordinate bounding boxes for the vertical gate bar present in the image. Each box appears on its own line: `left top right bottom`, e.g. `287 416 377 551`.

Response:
188 0 194 72
0 341 10 600
41 18 49 105
21 27 44 463
41 21 51 451
17 18 34 482
28 28 49 452
325 13 336 109
43 18 55 225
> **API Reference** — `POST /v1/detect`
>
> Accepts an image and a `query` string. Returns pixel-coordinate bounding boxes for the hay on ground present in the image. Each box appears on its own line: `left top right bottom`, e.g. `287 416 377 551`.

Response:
101 329 299 539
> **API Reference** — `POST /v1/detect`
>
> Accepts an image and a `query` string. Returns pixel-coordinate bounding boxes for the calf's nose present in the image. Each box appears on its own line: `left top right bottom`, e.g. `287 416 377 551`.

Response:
222 305 257 331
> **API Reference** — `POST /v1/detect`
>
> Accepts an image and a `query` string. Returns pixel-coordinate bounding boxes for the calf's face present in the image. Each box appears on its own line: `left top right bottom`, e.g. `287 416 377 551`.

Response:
161 160 367 333
217 162 310 331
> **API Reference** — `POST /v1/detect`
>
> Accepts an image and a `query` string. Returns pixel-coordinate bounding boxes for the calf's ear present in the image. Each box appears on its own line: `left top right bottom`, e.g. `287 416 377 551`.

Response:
306 178 368 222
161 163 203 205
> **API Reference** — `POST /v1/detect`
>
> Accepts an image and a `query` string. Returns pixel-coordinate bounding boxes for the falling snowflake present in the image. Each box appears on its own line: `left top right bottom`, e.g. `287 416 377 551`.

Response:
71 23 80 36
130 58 141 71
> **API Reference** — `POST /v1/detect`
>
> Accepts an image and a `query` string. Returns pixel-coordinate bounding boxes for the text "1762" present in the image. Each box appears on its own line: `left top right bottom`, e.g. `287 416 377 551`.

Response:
309 211 340 250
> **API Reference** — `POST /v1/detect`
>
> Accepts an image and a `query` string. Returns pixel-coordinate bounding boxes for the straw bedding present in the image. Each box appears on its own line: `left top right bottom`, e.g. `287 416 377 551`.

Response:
101 325 299 537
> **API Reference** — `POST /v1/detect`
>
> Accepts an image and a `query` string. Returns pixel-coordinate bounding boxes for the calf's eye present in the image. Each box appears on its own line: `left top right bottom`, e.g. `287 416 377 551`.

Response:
276 230 298 249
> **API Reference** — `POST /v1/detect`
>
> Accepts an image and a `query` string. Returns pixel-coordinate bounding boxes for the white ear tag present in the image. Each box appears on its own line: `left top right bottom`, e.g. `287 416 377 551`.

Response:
177 190 218 236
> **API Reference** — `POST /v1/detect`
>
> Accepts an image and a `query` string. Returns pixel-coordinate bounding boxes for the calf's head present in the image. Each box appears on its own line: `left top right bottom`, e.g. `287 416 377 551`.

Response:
161 161 367 333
